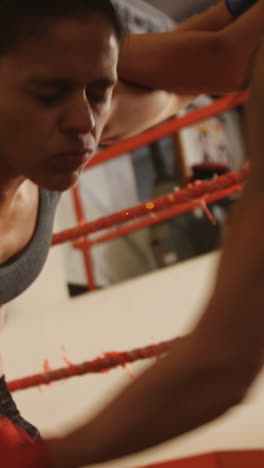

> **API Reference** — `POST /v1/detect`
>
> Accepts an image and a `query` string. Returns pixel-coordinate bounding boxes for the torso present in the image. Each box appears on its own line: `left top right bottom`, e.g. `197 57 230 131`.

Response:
0 181 39 265
0 186 60 306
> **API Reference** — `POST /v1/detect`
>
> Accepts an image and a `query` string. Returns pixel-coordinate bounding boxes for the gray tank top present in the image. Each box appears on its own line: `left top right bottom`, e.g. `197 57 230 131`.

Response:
0 189 60 304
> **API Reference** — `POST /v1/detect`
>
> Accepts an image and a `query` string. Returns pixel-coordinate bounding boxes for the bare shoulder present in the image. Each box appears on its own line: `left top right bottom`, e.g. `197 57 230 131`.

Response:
0 180 39 264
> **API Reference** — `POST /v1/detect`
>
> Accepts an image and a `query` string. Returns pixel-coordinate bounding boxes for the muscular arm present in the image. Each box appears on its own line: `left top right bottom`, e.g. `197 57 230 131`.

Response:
99 1 237 144
118 1 264 94
100 81 196 144
176 0 233 32
48 192 264 468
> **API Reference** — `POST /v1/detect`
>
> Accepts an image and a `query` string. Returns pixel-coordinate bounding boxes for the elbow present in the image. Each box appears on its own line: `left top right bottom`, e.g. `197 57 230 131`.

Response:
197 362 259 428
191 333 263 424
218 355 263 413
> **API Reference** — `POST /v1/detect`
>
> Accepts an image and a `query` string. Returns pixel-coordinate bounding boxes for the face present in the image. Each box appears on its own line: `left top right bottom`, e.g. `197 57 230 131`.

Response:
0 14 119 191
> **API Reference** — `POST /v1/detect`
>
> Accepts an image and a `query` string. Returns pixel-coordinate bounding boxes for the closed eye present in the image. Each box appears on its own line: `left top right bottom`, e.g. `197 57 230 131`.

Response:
87 92 109 105
35 93 66 106
86 78 116 107
28 76 117 108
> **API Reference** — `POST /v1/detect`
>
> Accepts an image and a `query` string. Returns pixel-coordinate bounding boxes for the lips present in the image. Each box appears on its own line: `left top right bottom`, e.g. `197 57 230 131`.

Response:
51 149 94 170
57 147 93 157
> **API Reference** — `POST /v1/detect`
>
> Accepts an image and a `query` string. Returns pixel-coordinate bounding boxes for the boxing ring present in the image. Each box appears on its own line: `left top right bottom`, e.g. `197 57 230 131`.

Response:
55 91 249 291
5 91 264 466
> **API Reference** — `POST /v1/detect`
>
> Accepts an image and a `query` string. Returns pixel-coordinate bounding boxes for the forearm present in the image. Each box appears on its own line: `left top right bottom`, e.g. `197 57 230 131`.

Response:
118 2 263 94
46 331 246 468
0 305 5 376
196 190 264 364
101 81 196 144
119 31 238 94
47 191 264 468
46 183 264 468
176 1 233 33
195 44 264 359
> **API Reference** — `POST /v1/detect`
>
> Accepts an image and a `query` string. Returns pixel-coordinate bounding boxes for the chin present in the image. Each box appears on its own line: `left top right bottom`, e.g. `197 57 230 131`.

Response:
34 169 82 192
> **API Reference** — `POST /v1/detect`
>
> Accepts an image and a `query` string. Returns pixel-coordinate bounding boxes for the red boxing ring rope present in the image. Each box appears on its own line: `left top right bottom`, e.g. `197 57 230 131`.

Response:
8 339 174 392
72 185 97 290
75 182 243 248
52 167 247 246
65 91 249 291
8 93 250 392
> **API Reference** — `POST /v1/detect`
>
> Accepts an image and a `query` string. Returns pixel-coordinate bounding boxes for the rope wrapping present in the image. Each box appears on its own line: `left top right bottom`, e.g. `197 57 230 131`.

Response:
53 166 248 246
8 339 176 392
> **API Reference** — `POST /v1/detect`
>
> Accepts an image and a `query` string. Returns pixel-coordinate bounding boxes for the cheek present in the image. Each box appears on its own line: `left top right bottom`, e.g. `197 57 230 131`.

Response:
94 102 113 141
0 106 25 156
0 100 57 153
0 98 34 142
0 110 52 167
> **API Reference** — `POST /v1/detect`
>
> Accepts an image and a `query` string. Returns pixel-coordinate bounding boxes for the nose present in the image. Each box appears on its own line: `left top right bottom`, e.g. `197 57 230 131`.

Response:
61 92 96 136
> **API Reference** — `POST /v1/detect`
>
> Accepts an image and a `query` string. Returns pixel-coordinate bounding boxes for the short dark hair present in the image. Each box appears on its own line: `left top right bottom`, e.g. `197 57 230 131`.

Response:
0 0 126 55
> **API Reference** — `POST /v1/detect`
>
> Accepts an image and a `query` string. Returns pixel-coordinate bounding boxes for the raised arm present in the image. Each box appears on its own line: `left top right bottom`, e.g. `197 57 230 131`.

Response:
118 1 264 94
175 0 233 33
100 80 196 144
100 1 251 144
